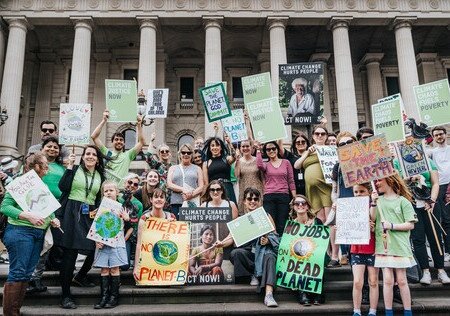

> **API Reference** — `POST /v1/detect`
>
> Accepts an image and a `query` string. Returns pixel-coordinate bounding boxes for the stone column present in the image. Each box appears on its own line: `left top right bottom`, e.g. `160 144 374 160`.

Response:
360 53 384 126
310 53 333 131
0 21 7 92
203 16 223 138
416 53 437 84
267 17 288 97
330 18 359 134
394 17 419 120
155 50 166 144
68 17 93 104
0 17 29 155
258 49 270 74
92 51 111 143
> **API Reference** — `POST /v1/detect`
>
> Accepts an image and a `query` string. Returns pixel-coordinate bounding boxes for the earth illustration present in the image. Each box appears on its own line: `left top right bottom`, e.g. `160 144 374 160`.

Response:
95 212 121 239
66 113 83 131
26 189 50 213
153 240 178 266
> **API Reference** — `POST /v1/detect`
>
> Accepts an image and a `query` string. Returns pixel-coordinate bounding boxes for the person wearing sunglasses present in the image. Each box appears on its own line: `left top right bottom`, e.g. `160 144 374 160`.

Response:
200 181 238 226
27 120 70 160
256 141 296 236
167 143 204 219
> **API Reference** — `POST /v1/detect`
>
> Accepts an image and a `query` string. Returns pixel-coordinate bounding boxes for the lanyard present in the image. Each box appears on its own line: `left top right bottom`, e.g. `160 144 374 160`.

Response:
83 169 96 199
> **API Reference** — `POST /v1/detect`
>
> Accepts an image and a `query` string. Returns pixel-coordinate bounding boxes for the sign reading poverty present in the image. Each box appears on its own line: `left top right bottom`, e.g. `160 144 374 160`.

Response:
372 98 405 143
377 94 411 137
315 146 339 184
87 197 125 248
335 196 371 245
59 103 91 145
276 220 330 294
134 217 190 286
226 207 275 247
337 134 396 188
394 137 431 178
146 89 169 118
6 170 61 218
279 62 324 125
179 207 234 285
221 109 248 143
199 83 232 122
414 79 450 127
105 79 138 122
246 97 287 143
241 72 273 104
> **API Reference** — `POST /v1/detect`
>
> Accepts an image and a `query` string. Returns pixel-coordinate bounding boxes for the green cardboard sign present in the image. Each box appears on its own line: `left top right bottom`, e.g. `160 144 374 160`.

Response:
241 72 273 104
199 83 232 122
414 79 450 127
247 97 287 143
372 98 405 143
105 79 138 122
276 220 330 294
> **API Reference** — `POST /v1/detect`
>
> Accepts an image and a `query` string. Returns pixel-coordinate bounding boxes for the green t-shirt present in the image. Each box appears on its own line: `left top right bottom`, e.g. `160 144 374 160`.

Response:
100 145 137 183
68 168 102 205
393 158 437 188
42 162 65 200
375 196 418 257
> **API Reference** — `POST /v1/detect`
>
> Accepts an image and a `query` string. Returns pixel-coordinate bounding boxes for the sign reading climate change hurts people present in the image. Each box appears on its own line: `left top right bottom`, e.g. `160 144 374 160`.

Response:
59 103 91 145
394 137 431 179
372 98 405 143
105 79 138 122
134 217 190 286
146 89 169 118
335 196 371 245
199 83 232 122
337 134 396 188
247 97 287 143
315 146 338 184
179 207 234 285
276 220 330 294
241 72 273 104
279 62 324 125
221 109 248 143
414 79 450 127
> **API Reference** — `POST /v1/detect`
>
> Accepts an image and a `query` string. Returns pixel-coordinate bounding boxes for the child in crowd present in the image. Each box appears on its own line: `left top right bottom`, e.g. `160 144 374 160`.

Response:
93 181 129 309
351 183 378 316
371 175 417 316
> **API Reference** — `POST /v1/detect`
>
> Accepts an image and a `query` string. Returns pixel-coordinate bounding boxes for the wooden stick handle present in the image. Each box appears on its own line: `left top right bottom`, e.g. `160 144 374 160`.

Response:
430 211 447 236
427 210 443 256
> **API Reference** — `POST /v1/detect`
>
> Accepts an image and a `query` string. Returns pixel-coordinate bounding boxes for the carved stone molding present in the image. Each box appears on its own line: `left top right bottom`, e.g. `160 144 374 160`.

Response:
4 17 32 32
267 16 289 30
70 16 94 32
203 16 224 30
137 16 158 30
416 53 437 64
359 53 385 67
329 17 352 31
392 16 417 30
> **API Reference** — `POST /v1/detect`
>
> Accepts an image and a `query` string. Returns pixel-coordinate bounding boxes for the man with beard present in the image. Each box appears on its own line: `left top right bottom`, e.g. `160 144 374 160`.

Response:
27 121 69 159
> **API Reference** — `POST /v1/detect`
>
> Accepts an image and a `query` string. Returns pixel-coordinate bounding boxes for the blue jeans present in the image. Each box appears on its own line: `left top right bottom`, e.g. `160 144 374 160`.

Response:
3 224 45 282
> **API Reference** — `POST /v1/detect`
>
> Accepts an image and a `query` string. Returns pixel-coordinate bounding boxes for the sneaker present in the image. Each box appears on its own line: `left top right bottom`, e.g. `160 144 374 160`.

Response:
60 297 77 309
420 270 431 285
367 314 376 316
352 313 361 316
264 293 278 307
250 275 259 286
323 209 336 226
327 259 341 268
438 271 450 284
444 253 450 262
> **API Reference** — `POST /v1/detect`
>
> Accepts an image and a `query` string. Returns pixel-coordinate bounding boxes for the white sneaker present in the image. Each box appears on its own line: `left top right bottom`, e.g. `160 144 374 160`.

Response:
438 271 450 284
264 293 278 307
444 253 450 262
420 270 431 285
250 275 259 286
323 209 336 226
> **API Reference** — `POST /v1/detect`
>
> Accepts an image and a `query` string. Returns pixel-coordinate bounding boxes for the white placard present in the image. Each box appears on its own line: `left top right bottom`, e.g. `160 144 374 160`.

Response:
59 103 91 145
146 89 169 118
221 109 248 143
335 196 370 245
315 145 338 184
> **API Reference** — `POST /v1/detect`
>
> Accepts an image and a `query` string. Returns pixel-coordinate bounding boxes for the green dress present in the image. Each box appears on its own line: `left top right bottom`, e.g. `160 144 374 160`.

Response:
304 153 332 212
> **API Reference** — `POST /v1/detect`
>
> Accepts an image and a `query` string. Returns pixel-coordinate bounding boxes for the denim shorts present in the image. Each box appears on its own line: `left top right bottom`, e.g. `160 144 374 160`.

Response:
93 246 128 268
350 253 375 267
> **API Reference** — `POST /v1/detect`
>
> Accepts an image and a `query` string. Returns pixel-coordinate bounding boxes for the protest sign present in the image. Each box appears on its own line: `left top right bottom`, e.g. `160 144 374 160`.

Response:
372 98 405 143
221 109 248 143
179 207 234 285
394 137 431 178
279 62 324 125
414 79 450 127
59 103 91 145
241 72 273 104
377 93 411 137
247 97 287 143
315 146 338 184
227 207 275 247
199 83 232 122
6 170 61 218
105 79 138 122
146 89 169 118
337 134 395 188
87 197 124 248
134 217 190 286
276 220 330 294
335 196 370 245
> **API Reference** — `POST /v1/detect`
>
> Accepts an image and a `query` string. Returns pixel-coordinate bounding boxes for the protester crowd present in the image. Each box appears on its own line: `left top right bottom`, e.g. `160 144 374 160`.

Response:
1 111 450 316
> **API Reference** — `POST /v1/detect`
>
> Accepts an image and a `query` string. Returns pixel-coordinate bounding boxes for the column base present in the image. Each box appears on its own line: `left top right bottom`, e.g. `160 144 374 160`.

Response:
0 144 20 158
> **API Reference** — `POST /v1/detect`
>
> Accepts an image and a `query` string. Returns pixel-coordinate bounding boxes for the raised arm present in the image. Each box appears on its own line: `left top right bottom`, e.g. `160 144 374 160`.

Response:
91 110 109 148
132 115 145 154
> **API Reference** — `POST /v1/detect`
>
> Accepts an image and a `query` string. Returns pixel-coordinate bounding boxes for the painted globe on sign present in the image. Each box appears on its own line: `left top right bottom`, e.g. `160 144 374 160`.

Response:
152 240 178 266
67 113 83 131
95 212 121 239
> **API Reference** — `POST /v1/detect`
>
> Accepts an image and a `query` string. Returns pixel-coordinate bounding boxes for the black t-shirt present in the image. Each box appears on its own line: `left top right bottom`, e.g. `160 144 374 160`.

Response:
284 149 306 195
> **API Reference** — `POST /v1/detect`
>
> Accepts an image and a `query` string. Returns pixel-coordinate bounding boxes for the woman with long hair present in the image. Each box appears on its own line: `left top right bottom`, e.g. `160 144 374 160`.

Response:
134 169 162 210
200 180 238 218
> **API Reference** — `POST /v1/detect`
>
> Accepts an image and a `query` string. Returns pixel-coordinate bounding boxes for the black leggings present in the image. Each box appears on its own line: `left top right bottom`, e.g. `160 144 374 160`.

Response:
263 193 291 235
60 248 94 298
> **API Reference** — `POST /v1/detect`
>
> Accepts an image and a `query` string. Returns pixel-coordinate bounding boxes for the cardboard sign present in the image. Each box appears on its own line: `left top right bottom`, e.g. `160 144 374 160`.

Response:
199 83 232 122
87 197 125 248
372 98 405 143
59 103 91 145
146 89 169 118
315 146 338 184
414 79 450 127
134 217 190 286
394 137 431 178
337 134 396 188
179 207 234 285
335 196 370 245
6 170 61 218
276 220 330 294
226 207 274 247
105 79 138 122
241 72 273 105
247 97 287 143
221 109 248 143
377 94 411 137
279 62 324 125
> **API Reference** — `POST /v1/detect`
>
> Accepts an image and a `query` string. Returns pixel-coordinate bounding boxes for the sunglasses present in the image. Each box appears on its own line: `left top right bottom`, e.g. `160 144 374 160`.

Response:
360 134 373 140
246 197 260 202
294 200 307 206
338 139 354 147
295 140 307 145
181 151 192 156
160 150 170 154
209 188 222 193
127 180 139 187
42 128 55 134
241 145 251 148
266 147 277 152
314 132 327 137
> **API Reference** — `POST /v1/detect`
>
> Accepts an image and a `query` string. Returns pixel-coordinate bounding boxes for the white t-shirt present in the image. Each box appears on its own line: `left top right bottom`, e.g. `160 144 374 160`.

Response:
429 145 450 185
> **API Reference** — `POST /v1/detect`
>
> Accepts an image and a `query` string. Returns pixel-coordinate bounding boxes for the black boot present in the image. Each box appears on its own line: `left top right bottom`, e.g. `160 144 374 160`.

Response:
104 276 120 308
298 291 311 306
94 276 110 309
